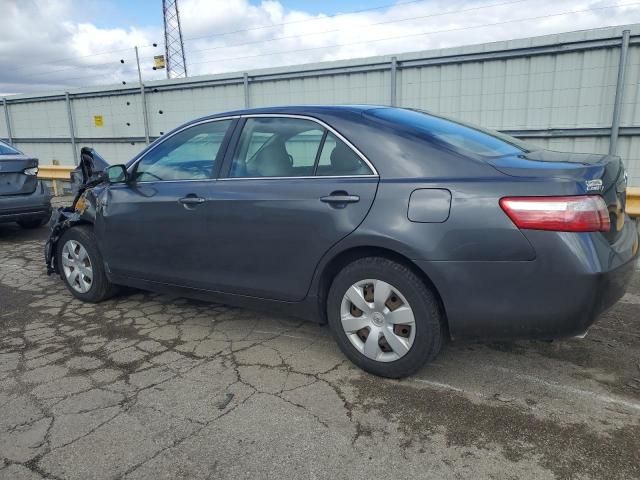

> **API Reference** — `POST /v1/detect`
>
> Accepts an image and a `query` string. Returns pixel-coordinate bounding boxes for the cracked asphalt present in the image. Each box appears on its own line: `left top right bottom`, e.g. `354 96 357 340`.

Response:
1 198 639 479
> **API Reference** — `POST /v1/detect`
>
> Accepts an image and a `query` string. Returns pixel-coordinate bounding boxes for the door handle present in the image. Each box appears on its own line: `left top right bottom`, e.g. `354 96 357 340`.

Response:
320 193 360 205
179 195 206 206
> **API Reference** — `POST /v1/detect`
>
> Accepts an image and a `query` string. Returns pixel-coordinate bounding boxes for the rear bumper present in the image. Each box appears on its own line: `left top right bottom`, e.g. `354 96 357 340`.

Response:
417 218 639 340
0 181 52 224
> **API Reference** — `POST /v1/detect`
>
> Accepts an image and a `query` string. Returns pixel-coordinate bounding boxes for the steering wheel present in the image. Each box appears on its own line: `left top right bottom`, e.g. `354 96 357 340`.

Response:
187 162 212 177
137 171 163 181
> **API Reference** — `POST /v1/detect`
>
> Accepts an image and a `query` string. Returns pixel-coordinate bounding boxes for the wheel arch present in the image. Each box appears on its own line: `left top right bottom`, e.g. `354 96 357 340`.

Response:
314 245 450 339
47 216 95 275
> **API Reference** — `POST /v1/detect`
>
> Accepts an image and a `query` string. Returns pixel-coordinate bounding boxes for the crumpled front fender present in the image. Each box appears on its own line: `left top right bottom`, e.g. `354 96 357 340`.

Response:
45 208 83 275
44 188 101 275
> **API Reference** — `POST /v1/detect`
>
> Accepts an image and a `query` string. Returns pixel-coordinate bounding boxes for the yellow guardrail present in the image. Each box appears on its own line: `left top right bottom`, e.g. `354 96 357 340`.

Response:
39 165 73 180
627 187 640 219
35 164 640 218
38 165 73 196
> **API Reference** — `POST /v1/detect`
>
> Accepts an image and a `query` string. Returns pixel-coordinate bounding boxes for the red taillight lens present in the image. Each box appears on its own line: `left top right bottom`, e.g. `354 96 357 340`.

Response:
499 195 610 232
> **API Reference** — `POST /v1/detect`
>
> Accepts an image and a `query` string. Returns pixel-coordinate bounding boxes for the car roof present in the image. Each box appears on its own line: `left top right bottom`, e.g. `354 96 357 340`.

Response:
196 104 390 122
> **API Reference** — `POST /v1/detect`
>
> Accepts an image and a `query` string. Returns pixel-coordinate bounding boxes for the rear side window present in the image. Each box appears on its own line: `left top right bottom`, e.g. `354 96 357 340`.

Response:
229 117 324 178
229 117 373 178
366 108 532 158
0 141 20 155
286 129 325 169
316 132 372 176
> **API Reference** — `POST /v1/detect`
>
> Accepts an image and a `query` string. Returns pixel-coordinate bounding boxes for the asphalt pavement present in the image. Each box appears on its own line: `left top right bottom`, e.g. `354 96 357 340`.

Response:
1 202 639 479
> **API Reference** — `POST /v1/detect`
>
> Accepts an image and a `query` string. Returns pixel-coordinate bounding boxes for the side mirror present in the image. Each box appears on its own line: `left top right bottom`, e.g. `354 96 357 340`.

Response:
105 164 128 184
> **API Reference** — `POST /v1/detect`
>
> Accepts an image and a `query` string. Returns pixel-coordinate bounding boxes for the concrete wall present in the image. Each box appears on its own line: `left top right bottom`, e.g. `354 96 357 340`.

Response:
2 24 640 185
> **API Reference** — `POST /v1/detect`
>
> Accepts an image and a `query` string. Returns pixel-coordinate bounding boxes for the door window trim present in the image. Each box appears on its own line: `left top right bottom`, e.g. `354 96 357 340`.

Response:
219 114 379 180
128 116 240 184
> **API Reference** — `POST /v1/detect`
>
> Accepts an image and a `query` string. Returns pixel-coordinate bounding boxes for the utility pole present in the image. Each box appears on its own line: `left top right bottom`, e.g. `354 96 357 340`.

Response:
162 0 188 79
609 29 630 156
135 46 150 144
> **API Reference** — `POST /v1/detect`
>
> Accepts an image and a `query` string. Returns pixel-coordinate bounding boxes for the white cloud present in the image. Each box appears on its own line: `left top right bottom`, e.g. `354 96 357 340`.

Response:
0 0 160 94
1 0 639 95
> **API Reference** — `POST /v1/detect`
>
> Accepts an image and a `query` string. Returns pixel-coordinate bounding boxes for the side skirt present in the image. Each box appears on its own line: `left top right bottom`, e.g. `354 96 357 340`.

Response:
107 272 324 324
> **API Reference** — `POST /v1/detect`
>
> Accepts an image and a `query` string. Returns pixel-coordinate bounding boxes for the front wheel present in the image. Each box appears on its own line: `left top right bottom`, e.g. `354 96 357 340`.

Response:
327 257 444 378
56 226 117 302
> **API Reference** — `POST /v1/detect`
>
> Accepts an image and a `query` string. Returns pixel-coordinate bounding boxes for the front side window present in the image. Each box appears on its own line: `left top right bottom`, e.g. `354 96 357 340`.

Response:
229 117 324 178
134 120 232 181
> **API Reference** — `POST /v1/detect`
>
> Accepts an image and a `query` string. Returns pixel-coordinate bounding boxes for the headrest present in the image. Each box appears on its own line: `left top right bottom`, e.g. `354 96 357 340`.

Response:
253 140 291 177
330 142 362 172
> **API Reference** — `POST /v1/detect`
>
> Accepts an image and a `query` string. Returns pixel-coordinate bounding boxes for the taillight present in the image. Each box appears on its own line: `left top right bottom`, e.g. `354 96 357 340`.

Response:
499 195 610 232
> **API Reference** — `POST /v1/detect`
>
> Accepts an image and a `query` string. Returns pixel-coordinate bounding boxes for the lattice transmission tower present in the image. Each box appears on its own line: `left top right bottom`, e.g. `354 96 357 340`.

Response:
162 0 188 79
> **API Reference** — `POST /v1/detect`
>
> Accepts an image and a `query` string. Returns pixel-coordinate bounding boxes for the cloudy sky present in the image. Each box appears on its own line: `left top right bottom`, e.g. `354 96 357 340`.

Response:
1 0 639 95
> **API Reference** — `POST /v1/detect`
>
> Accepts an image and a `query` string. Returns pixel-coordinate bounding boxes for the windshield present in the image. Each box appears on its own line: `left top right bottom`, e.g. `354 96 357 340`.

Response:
0 140 21 155
367 108 535 159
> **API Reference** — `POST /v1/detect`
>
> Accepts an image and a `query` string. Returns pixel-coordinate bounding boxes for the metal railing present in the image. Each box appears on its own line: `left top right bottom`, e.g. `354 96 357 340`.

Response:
39 165 73 196
628 187 640 218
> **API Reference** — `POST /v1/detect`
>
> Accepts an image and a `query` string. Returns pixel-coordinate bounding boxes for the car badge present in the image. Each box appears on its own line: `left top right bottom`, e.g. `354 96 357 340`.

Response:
585 179 603 192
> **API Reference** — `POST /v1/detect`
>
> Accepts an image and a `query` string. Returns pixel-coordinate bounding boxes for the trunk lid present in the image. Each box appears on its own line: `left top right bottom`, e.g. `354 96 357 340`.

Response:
489 150 628 241
0 154 39 196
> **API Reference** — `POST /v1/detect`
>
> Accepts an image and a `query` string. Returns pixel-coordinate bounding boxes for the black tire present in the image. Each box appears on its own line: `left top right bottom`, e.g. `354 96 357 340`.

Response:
17 217 48 229
327 257 444 378
56 225 118 303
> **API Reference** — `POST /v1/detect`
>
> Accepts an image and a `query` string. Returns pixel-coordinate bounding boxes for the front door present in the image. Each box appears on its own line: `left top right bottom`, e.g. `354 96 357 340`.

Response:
96 118 235 287
206 116 379 301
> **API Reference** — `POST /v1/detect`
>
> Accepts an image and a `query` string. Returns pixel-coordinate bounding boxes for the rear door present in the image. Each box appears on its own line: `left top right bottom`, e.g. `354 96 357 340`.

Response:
0 142 38 196
97 118 236 286
205 115 379 301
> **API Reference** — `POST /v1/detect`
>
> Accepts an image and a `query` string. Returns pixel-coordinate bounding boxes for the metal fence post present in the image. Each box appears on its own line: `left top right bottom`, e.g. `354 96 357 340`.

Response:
64 92 78 166
243 73 250 108
609 29 631 156
390 57 398 107
135 46 151 144
2 97 13 144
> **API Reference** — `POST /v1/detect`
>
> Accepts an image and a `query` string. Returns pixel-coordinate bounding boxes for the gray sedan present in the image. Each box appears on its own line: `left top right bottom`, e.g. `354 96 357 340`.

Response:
0 140 52 228
45 106 639 378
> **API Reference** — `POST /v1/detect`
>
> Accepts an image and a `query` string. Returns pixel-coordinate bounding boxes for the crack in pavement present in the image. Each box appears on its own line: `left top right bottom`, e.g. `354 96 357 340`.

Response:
1 230 639 480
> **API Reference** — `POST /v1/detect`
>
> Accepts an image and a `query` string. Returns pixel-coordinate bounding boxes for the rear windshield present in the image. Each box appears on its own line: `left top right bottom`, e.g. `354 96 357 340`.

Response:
0 141 20 155
366 108 534 159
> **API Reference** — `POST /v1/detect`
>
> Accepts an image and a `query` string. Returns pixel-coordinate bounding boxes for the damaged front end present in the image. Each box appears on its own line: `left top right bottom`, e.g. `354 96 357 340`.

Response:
45 147 109 275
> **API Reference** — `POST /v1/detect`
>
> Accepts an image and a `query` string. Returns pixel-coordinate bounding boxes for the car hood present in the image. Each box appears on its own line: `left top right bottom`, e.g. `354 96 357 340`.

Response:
71 147 110 192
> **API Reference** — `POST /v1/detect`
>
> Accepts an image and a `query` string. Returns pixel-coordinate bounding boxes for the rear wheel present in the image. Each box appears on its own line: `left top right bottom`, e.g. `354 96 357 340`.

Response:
327 257 444 378
56 226 117 302
17 217 48 229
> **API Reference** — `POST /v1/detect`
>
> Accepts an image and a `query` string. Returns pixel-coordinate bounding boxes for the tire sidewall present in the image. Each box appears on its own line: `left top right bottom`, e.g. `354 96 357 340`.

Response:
327 257 442 378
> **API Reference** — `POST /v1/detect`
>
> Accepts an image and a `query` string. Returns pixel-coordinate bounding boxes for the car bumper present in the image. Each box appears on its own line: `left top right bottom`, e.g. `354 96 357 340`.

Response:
417 218 639 340
0 181 52 224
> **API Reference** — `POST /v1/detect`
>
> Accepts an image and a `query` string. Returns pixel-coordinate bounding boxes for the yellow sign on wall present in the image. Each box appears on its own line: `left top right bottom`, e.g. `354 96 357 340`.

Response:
154 55 166 69
94 115 104 127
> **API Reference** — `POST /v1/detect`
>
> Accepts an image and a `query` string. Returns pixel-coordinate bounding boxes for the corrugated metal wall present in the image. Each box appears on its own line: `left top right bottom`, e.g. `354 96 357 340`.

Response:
399 50 620 128
2 24 640 185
